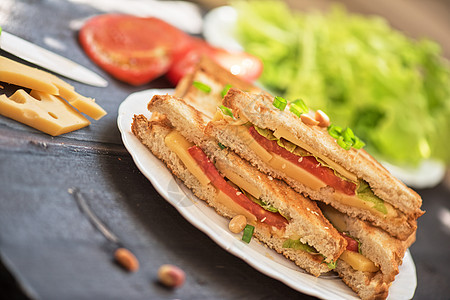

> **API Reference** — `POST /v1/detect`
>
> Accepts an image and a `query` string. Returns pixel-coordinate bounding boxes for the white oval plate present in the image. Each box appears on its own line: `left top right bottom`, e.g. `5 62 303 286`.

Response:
117 89 417 300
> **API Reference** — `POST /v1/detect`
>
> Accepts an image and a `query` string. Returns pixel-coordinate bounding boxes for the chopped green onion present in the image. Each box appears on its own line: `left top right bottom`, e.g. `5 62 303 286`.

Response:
221 84 232 98
328 124 365 150
289 99 308 117
342 127 355 143
337 136 352 150
273 96 287 111
193 81 212 93
352 137 366 149
327 125 343 139
242 224 255 243
219 105 234 118
218 142 226 149
324 259 337 270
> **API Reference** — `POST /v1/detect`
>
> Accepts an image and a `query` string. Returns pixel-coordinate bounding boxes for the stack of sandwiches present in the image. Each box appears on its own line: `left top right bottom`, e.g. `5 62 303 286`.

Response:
131 56 423 299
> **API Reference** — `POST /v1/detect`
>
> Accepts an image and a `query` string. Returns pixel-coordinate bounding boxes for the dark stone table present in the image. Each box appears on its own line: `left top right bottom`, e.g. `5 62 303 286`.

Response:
1 1 449 299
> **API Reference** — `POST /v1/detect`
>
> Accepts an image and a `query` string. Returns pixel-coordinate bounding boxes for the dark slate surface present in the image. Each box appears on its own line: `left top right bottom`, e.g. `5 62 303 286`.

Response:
0 1 449 300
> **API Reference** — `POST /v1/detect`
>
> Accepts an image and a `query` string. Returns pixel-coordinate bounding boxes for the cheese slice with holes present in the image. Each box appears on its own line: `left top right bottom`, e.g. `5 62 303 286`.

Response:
0 56 106 120
0 89 90 136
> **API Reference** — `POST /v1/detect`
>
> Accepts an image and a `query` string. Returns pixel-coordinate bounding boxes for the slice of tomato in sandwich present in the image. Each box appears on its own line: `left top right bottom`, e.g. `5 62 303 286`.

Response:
187 145 287 229
340 233 359 252
79 14 190 85
248 126 357 195
166 37 263 85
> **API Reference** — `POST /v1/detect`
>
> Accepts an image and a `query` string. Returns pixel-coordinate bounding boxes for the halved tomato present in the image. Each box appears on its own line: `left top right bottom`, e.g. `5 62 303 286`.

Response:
79 14 190 85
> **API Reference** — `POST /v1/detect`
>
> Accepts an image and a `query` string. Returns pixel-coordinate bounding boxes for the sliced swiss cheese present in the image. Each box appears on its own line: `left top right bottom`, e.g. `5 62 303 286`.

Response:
233 125 272 162
215 161 262 199
216 190 257 224
0 89 90 136
0 56 106 120
269 153 327 191
164 130 210 186
273 127 358 182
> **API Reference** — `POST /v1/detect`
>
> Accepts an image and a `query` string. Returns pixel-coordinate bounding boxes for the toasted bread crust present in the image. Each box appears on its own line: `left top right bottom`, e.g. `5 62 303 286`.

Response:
173 55 261 118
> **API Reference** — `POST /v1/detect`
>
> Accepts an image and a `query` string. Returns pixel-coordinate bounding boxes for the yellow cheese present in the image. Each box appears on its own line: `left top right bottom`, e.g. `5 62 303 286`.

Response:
164 130 210 186
273 127 358 182
333 192 397 218
0 90 90 136
216 190 257 224
339 250 379 272
0 56 106 120
233 125 273 162
0 56 60 95
320 205 348 232
215 161 262 199
269 153 327 191
66 92 106 121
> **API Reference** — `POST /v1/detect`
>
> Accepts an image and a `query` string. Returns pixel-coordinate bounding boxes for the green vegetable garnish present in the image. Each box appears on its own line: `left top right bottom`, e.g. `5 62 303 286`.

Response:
289 99 308 117
218 142 226 149
219 105 235 118
325 260 337 270
193 81 212 93
282 239 317 253
221 84 232 98
273 96 287 111
357 181 387 214
234 1 450 166
328 124 365 150
242 224 255 243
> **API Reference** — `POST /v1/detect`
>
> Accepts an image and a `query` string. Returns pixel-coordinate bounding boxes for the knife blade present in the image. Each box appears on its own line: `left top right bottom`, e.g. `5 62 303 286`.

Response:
0 30 108 87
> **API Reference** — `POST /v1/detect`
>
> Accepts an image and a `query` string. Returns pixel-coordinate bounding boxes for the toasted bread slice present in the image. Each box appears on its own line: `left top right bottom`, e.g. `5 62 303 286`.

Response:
174 55 261 118
206 88 423 240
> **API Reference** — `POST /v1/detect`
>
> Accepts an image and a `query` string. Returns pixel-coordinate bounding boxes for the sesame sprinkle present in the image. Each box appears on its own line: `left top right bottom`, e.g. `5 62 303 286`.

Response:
306 207 310 211
268 176 273 180
236 191 242 196
281 164 286 169
311 211 319 216
324 226 329 230
298 157 303 163
261 217 267 222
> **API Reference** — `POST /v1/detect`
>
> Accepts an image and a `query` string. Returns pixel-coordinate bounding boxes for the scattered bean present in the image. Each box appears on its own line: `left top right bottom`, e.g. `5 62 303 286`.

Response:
315 110 330 127
300 113 320 126
229 215 247 233
158 264 185 288
114 247 139 272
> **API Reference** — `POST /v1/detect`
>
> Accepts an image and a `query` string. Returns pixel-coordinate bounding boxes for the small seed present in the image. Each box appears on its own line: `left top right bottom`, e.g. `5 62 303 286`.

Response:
158 264 185 288
300 114 320 126
228 215 247 233
315 110 330 127
114 247 139 272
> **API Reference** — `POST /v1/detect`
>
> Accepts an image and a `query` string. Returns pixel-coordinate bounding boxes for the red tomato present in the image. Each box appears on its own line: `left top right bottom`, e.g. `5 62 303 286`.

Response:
79 14 190 85
188 145 287 229
341 233 359 252
166 37 263 85
248 126 357 195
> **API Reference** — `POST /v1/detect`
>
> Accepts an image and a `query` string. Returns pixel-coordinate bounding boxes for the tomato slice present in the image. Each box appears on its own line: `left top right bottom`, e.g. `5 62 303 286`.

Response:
248 126 357 195
187 145 287 229
166 37 263 85
341 233 359 252
79 14 190 85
